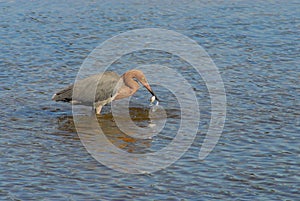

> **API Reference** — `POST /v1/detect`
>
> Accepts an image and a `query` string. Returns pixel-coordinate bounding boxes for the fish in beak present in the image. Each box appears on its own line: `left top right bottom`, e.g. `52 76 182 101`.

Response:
143 83 159 102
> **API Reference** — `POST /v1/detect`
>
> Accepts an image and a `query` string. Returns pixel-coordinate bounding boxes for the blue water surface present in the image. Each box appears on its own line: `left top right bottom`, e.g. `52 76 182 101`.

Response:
0 0 299 200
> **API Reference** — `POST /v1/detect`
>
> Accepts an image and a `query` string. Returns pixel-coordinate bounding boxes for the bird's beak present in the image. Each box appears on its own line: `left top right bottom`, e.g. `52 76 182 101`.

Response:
144 84 159 101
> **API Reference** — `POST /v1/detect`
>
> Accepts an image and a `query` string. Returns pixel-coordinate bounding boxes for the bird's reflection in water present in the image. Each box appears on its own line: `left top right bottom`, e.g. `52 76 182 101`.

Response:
56 107 157 154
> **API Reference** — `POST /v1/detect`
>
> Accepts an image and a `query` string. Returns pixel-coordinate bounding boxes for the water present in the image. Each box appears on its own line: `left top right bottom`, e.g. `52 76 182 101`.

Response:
1 0 299 200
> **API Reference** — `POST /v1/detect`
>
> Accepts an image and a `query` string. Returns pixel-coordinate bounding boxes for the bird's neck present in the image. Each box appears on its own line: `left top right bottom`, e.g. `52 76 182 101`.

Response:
124 75 139 91
114 75 139 100
123 71 140 89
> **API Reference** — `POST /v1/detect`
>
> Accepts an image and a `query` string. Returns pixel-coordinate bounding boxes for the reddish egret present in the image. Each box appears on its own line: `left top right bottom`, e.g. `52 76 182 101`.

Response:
52 69 159 114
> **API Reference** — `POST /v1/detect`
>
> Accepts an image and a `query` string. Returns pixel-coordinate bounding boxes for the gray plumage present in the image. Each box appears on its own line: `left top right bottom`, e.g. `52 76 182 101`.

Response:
52 71 120 106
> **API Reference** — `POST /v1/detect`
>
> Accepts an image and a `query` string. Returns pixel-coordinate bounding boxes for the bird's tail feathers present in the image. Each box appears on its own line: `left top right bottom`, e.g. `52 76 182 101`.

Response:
52 85 73 102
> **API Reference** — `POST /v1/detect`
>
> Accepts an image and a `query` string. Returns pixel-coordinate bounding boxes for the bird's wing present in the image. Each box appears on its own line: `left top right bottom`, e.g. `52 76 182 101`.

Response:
53 71 120 105
72 71 120 105
95 71 120 102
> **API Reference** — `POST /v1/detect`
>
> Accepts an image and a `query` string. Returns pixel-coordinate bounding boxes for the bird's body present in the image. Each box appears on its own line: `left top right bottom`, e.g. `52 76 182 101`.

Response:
52 70 158 114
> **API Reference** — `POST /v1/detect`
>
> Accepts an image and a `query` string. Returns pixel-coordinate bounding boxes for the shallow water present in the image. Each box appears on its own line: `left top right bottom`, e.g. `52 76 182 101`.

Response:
1 0 299 200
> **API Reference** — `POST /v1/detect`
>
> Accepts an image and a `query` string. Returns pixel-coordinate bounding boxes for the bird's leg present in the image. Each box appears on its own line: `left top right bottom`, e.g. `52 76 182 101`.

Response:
95 105 102 114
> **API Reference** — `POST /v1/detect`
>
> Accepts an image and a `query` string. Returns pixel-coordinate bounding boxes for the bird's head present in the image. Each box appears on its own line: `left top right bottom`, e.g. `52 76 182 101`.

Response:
130 70 160 101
